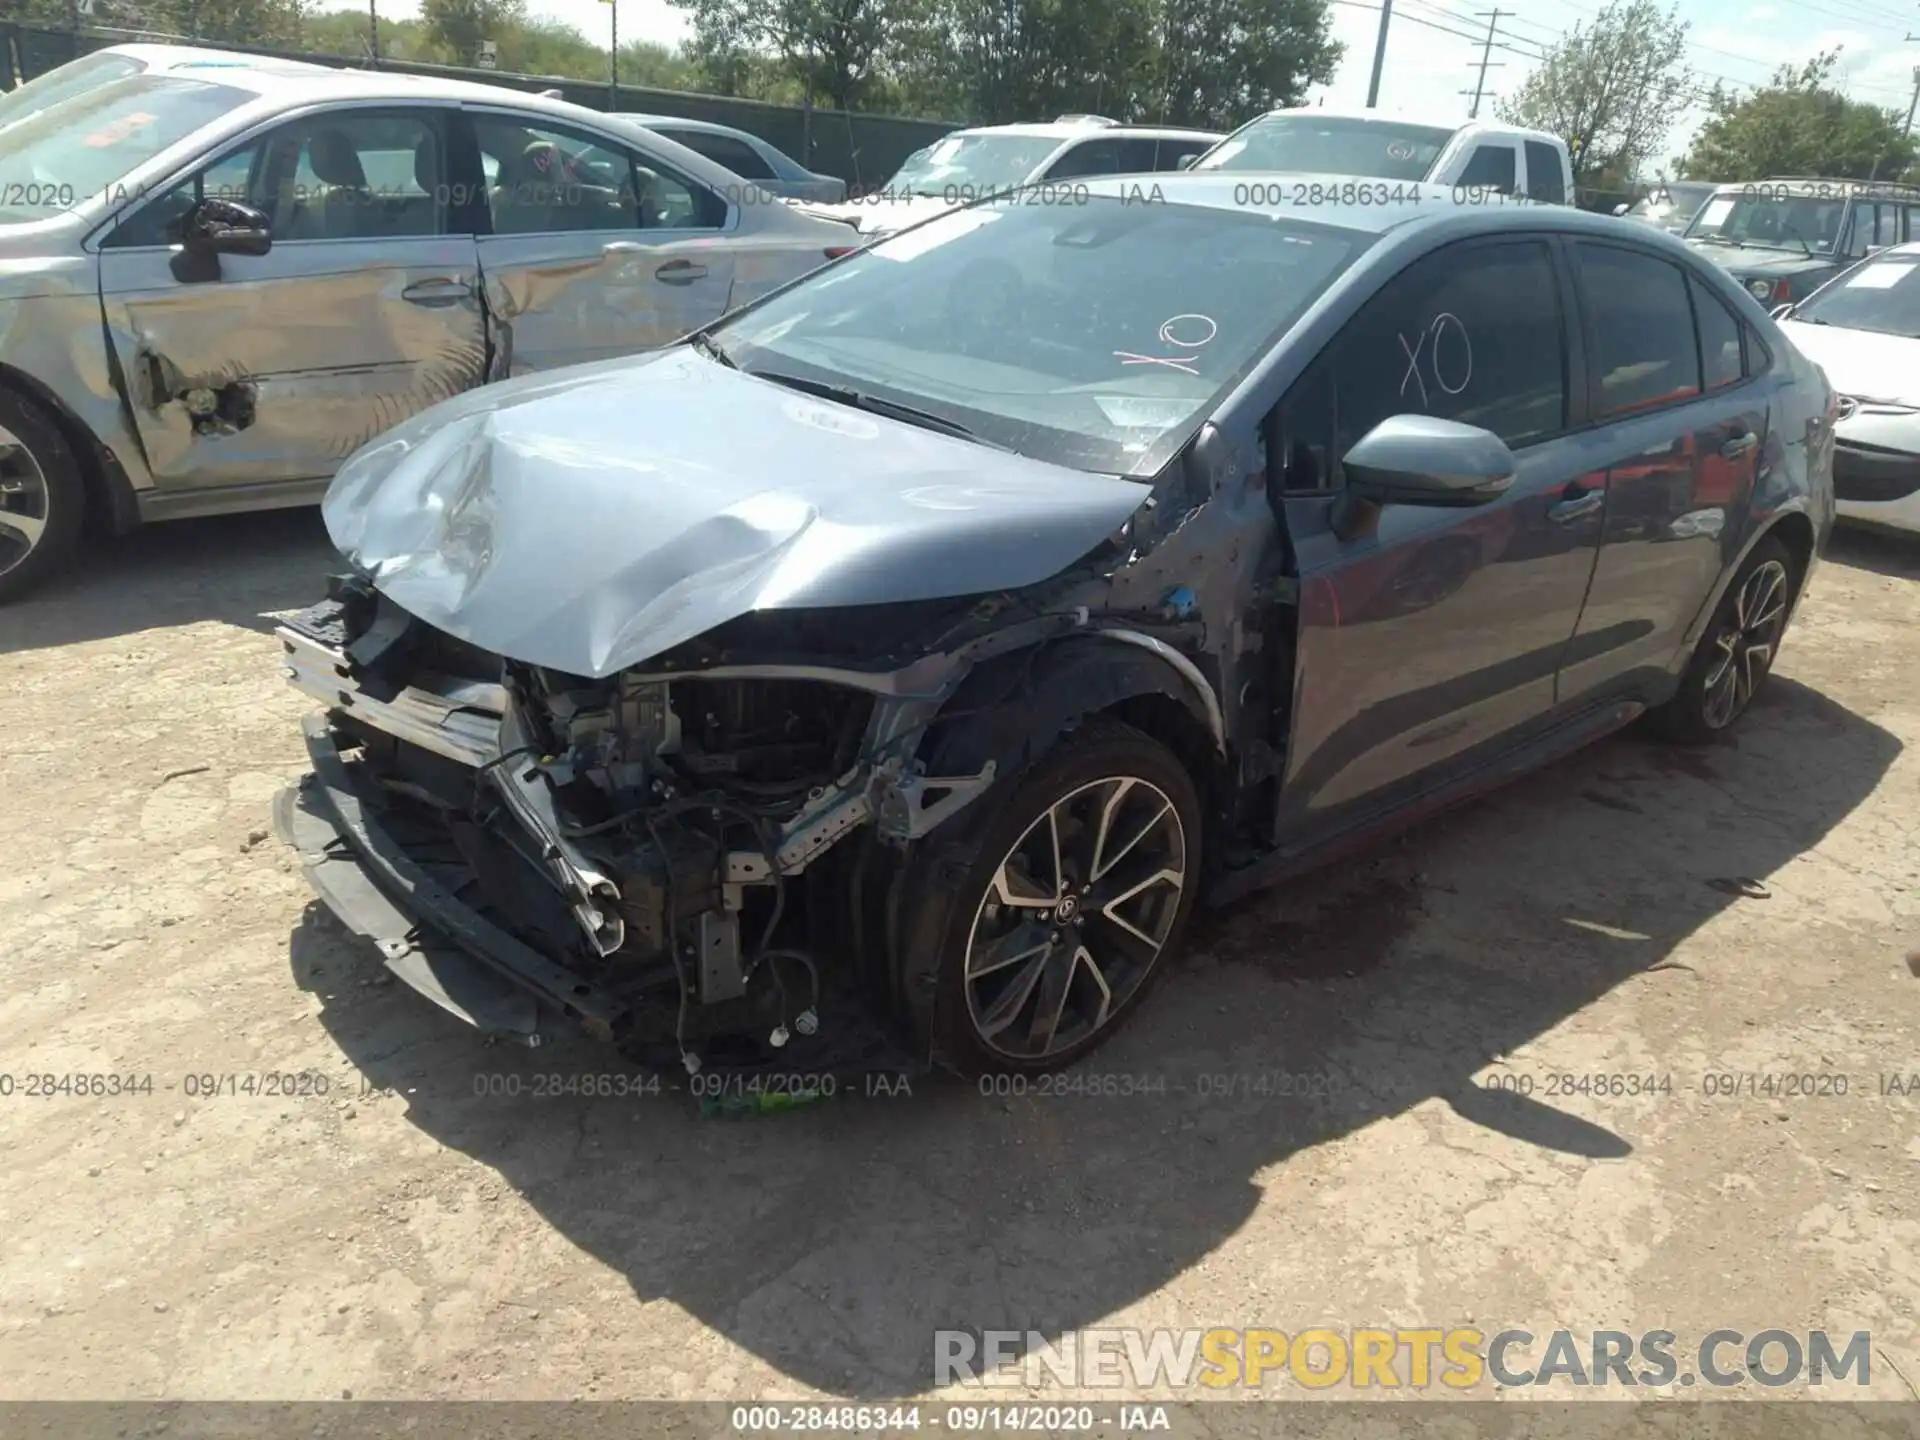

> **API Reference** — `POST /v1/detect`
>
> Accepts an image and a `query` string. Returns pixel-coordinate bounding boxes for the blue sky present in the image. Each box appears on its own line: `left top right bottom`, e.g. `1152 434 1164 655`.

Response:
325 0 1920 170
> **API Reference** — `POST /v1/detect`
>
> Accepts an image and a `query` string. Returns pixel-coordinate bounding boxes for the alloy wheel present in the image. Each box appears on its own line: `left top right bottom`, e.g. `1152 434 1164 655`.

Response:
1701 559 1789 730
963 775 1187 1061
0 424 52 581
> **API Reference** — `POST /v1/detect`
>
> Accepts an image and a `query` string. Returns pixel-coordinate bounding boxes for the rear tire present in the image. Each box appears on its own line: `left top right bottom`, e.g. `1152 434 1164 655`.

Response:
1647 535 1796 745
899 718 1203 1079
0 389 85 605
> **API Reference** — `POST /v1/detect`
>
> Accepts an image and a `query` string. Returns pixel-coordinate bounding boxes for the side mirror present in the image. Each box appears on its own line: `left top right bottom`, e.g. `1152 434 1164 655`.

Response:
1338 414 1516 514
1176 153 1199 170
181 196 273 258
1611 201 1630 217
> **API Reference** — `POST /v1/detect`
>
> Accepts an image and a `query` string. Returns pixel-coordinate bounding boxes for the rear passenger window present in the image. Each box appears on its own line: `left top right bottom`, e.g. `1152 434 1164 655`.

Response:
1269 238 1568 491
1690 275 1743 391
1523 141 1565 203
1045 139 1120 179
669 130 776 181
1456 145 1515 192
1157 140 1211 171
1574 242 1703 418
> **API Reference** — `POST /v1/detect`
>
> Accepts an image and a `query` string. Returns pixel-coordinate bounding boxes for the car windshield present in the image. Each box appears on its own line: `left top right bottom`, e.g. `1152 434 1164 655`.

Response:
0 51 146 135
0 71 251 223
709 197 1363 476
1631 182 1715 227
884 134 1068 197
1793 255 1920 337
1193 115 1456 181
1686 191 1848 254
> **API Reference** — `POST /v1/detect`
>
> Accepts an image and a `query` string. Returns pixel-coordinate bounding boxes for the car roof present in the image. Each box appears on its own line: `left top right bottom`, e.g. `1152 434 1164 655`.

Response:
99 41 613 113
1077 170 1654 237
1236 105 1566 149
947 120 1224 141
617 113 763 141
1714 176 1920 199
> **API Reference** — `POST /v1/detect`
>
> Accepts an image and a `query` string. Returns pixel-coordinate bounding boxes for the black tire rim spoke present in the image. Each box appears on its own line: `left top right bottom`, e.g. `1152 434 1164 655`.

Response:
1702 559 1788 731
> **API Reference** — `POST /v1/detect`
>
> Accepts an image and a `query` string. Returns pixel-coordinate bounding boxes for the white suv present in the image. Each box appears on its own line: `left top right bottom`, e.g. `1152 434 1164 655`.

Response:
809 116 1226 236
1193 107 1575 203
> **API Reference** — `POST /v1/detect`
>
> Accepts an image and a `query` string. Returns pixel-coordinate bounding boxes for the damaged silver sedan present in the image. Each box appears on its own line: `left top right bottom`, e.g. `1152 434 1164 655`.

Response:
0 44 855 601
276 178 1831 1080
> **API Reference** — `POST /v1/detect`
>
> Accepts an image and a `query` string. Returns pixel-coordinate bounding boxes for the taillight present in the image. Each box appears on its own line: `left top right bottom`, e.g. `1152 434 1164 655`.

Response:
1774 279 1792 301
824 246 855 259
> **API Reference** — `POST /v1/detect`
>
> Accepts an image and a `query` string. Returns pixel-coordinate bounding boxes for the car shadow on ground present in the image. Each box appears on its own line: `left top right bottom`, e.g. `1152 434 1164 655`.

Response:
0 509 336 656
292 671 1901 1398
1826 522 1920 580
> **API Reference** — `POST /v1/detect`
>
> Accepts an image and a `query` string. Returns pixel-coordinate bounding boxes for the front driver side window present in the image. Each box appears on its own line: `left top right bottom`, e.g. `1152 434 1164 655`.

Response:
1456 144 1516 192
100 141 262 249
1269 238 1568 493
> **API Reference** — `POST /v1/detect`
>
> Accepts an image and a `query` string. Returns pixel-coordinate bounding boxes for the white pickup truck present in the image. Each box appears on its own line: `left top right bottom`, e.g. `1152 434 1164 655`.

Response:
1191 107 1575 203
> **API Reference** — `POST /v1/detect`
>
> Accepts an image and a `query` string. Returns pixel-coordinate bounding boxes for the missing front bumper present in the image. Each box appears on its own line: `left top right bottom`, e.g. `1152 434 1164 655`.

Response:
277 714 627 1043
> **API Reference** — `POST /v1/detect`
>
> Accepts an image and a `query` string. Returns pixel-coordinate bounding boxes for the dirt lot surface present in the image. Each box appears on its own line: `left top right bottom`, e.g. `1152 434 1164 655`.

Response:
0 514 1917 1406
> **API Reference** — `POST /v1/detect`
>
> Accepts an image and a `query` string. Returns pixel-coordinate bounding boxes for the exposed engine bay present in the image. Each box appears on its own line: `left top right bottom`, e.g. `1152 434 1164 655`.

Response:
278 573 1031 1078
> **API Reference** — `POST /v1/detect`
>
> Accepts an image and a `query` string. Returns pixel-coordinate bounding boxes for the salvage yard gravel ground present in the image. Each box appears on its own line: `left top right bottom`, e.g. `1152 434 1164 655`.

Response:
0 510 1916 1402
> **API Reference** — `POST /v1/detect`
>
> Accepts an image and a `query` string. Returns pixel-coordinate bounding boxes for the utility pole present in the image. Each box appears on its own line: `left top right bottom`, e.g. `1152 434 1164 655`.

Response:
604 0 619 108
367 0 379 63
1905 62 1920 136
1365 0 1392 108
1463 9 1506 120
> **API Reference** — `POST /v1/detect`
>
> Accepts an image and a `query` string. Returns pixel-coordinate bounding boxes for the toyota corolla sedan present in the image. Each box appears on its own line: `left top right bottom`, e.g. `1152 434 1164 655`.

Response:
0 44 858 602
274 176 1835 1083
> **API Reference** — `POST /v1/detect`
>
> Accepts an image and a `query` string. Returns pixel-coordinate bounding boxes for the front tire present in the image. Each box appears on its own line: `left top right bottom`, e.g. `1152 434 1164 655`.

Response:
1647 535 1796 745
904 718 1203 1078
0 389 85 604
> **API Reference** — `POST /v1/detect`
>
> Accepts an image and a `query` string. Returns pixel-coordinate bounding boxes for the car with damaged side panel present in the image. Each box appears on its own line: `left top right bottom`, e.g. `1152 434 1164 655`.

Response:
274 174 1835 1082
0 44 859 603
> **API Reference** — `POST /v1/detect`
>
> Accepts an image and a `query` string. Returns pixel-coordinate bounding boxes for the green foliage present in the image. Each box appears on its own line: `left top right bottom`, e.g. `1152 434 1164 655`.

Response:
417 0 525 67
1495 0 1691 185
674 0 1339 122
1677 50 1917 183
1153 0 1340 129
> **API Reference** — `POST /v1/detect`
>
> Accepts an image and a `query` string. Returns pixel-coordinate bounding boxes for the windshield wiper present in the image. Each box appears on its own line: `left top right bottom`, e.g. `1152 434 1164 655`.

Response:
748 369 1009 450
688 331 736 368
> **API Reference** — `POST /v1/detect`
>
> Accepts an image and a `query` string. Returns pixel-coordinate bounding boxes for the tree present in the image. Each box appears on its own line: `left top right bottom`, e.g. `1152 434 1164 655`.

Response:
1496 0 1692 186
671 0 906 109
419 0 525 67
1152 0 1339 130
1678 50 1917 183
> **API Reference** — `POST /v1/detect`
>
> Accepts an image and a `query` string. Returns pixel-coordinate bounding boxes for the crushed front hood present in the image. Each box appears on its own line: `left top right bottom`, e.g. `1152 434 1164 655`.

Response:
323 346 1152 678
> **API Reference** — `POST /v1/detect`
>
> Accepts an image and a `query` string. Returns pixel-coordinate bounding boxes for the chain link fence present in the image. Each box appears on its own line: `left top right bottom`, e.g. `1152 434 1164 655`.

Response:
0 22 961 189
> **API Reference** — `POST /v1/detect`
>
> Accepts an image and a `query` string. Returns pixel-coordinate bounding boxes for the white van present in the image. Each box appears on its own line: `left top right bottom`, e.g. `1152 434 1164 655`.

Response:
1191 107 1575 203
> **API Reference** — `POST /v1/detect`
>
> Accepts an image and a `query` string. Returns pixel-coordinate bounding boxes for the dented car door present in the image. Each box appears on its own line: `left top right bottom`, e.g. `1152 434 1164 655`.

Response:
95 105 486 495
466 110 735 375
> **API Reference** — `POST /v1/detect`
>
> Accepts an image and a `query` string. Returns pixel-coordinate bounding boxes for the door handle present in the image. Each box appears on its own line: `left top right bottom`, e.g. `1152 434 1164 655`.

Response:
401 278 472 307
1547 485 1604 523
656 259 708 285
1720 431 1759 459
